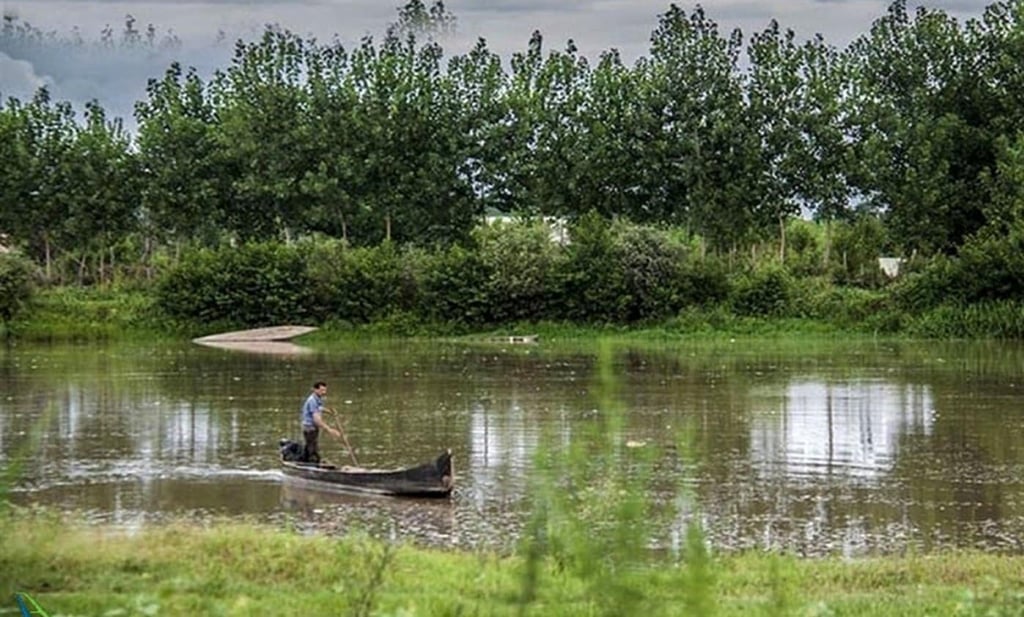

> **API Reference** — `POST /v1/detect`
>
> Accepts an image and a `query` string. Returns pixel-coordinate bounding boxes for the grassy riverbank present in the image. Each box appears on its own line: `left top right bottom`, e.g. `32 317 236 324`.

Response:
4 286 167 341
9 281 1024 344
1 513 1022 616
5 285 865 344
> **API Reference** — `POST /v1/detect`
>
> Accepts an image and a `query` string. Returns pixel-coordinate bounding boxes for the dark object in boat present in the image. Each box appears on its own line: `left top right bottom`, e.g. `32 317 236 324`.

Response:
278 439 454 497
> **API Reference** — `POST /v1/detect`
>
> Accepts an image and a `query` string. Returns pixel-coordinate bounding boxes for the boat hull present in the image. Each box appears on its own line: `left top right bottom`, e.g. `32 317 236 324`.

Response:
280 448 454 498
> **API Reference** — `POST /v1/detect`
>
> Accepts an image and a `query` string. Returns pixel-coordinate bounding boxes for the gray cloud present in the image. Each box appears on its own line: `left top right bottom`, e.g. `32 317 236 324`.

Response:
10 0 332 4
0 51 52 101
459 0 596 14
915 0 992 13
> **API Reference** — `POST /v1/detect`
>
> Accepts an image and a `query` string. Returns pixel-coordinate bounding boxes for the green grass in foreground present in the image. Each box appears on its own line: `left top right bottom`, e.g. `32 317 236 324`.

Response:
2 513 1023 616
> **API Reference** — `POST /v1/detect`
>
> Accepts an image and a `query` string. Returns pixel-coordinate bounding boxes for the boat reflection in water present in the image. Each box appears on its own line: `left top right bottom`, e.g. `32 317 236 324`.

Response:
279 481 457 544
193 340 313 355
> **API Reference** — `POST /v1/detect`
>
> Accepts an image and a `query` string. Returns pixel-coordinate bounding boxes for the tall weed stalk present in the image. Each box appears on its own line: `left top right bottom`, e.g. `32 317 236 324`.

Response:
518 339 716 616
346 535 396 617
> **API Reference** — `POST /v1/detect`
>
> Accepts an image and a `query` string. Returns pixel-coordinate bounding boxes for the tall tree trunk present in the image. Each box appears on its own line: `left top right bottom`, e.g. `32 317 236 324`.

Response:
823 219 832 270
778 215 786 263
77 254 87 285
337 206 348 243
144 235 153 281
44 235 52 282
385 213 392 242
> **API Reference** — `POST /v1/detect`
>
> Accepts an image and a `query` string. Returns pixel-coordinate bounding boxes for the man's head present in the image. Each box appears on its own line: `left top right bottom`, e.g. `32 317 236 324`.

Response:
313 381 327 396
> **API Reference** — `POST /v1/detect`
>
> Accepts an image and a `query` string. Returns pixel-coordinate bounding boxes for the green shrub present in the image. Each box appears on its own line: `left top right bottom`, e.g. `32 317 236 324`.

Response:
955 225 1024 303
358 309 431 337
784 219 824 277
731 265 794 317
558 212 627 322
677 256 731 308
666 305 737 333
830 216 891 288
802 284 889 328
891 255 959 312
474 218 561 323
891 225 1024 314
305 241 420 324
156 243 311 328
16 287 159 340
909 301 1024 339
0 251 36 329
418 244 491 328
610 220 690 322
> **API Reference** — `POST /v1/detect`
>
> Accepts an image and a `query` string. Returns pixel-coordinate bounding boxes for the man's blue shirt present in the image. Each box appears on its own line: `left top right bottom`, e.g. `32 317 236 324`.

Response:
301 392 323 430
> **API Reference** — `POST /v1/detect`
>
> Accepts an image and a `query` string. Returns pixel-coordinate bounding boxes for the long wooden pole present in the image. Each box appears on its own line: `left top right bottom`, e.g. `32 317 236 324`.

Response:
325 407 359 466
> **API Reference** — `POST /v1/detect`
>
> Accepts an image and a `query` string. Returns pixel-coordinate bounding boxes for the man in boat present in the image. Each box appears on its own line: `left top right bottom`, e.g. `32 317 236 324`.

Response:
301 381 340 463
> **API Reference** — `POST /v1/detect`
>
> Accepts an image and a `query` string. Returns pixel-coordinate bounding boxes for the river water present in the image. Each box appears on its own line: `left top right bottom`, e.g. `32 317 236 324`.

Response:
2 338 1023 556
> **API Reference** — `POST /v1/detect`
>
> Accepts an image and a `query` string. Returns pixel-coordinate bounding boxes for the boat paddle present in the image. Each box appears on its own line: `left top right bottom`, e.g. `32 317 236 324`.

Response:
324 407 359 466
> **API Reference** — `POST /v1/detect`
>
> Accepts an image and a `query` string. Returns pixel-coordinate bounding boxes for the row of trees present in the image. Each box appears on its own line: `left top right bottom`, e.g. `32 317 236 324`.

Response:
2 0 1024 283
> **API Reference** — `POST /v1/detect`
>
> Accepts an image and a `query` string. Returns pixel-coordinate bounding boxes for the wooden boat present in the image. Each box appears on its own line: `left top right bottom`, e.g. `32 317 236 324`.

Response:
194 326 318 355
194 325 318 343
279 441 454 498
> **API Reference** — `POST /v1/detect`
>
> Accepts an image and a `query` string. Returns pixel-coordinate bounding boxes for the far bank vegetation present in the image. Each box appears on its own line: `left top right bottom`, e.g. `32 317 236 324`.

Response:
3 1 1024 337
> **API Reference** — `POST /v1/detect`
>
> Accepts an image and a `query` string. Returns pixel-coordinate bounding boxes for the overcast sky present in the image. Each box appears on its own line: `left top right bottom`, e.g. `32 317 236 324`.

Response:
0 0 996 125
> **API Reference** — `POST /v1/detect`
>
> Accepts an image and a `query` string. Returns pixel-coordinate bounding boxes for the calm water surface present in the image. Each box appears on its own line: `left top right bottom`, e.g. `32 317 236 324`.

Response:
2 338 1023 556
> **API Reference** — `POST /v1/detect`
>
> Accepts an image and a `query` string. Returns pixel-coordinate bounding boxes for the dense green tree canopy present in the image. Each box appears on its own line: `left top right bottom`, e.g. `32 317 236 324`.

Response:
2 0 1024 282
